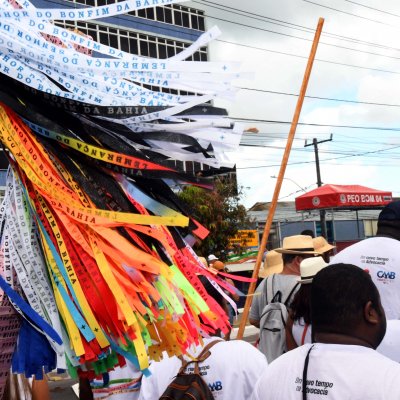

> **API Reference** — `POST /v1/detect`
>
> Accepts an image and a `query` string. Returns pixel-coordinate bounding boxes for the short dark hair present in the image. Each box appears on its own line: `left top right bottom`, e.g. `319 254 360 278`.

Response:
290 284 312 324
282 253 310 265
301 229 315 238
311 263 381 333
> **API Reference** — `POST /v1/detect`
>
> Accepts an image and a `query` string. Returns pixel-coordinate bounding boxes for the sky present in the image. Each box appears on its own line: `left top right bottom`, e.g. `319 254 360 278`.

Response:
186 0 400 208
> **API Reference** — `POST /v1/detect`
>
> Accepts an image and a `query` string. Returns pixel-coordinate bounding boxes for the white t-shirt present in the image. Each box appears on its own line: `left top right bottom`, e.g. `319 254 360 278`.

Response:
91 360 142 400
331 237 400 319
139 337 268 400
251 343 400 400
250 274 299 322
377 320 400 363
292 319 311 346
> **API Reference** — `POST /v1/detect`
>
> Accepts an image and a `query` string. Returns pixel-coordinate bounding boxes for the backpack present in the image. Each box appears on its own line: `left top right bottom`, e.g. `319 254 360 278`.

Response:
159 340 222 400
257 274 299 363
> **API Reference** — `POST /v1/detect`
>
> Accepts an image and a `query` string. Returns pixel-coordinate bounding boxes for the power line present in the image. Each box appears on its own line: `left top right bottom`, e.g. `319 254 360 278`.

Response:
233 117 400 131
236 144 400 169
343 0 400 19
209 12 400 61
198 0 400 53
239 87 400 108
216 39 400 76
302 0 398 28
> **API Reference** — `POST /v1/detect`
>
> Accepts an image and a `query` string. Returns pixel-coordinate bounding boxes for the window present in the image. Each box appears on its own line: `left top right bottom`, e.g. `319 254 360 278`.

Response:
174 10 182 26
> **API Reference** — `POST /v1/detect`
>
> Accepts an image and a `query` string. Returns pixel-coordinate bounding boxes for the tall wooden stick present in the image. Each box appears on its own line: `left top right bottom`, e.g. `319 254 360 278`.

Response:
237 17 325 340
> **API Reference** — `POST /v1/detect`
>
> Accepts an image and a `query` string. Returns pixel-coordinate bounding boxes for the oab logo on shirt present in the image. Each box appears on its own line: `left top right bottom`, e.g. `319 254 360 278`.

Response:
377 270 396 284
208 381 223 392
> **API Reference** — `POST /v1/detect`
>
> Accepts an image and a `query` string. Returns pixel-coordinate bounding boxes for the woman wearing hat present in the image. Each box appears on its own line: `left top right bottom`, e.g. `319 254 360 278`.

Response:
285 256 328 349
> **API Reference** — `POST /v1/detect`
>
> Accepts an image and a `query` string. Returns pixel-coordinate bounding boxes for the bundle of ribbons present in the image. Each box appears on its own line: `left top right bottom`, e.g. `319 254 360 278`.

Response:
0 0 251 390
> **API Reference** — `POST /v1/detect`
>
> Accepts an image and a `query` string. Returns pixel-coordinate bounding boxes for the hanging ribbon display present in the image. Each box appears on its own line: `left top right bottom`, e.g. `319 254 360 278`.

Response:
0 0 250 384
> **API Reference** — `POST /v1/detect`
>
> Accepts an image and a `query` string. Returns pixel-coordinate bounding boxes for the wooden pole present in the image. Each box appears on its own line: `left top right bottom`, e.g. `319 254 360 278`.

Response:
237 17 325 340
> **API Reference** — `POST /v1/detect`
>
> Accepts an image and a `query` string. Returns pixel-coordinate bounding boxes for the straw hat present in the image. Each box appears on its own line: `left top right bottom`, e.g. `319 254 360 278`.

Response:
198 257 208 268
297 256 328 284
313 236 335 254
259 250 284 278
275 235 320 255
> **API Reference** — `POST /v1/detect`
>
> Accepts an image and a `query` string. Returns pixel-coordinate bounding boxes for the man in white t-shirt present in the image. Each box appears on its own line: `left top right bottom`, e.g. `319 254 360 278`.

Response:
251 263 400 399
139 337 267 400
249 235 319 327
377 319 400 363
332 200 400 319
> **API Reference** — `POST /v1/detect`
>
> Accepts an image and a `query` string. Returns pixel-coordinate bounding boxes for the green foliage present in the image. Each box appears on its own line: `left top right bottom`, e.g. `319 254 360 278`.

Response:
178 179 252 260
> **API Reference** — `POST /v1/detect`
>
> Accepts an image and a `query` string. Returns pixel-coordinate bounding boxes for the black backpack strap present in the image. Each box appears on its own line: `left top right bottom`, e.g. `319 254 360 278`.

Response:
302 345 314 400
179 339 223 375
267 274 282 304
284 281 300 307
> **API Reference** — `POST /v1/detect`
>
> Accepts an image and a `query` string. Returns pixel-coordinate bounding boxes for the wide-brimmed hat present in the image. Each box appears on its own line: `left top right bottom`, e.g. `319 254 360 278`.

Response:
259 250 284 278
313 236 335 254
297 256 328 284
275 235 320 255
198 257 208 268
207 254 218 262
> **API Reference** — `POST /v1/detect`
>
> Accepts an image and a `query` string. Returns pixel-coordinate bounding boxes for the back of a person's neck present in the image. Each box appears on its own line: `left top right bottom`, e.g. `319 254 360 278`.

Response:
282 264 299 276
314 332 374 349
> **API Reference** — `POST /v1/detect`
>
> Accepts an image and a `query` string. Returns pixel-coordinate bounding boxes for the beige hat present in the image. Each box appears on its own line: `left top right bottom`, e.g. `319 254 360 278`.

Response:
259 250 284 278
275 235 320 255
198 257 208 268
297 256 328 284
313 236 335 254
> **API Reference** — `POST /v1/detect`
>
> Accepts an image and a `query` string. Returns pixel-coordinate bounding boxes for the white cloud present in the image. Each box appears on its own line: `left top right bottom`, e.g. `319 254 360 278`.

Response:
187 0 400 206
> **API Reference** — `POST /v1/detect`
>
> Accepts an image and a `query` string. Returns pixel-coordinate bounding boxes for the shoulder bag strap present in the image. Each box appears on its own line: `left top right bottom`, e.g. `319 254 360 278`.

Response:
266 274 274 304
179 339 223 374
302 345 314 400
284 282 300 307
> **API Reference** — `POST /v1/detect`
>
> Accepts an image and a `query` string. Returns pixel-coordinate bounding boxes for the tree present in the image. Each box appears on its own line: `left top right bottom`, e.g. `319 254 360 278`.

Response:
178 178 252 260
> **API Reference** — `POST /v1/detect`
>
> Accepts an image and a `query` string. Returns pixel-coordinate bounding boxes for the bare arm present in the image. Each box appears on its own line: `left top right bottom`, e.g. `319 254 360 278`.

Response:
32 376 50 400
249 318 260 328
285 314 298 351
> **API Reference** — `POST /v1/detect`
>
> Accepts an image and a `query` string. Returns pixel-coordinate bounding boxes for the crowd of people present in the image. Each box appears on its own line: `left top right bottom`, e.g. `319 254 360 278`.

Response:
12 200 400 400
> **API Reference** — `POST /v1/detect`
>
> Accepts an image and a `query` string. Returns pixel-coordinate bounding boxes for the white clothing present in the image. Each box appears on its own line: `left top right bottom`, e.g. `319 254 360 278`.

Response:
250 274 299 322
292 319 311 346
251 343 400 400
91 360 142 400
139 337 268 400
331 237 400 319
377 320 400 363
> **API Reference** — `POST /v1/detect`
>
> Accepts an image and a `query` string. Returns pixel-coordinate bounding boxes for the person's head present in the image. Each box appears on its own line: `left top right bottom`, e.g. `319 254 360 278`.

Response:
377 200 400 241
275 235 320 274
311 263 386 349
301 229 315 238
207 254 218 265
313 236 336 263
281 253 314 272
212 260 225 272
290 257 328 323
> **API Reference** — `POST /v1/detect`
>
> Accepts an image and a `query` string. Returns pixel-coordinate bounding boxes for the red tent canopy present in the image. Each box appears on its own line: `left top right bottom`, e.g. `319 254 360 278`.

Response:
295 184 392 211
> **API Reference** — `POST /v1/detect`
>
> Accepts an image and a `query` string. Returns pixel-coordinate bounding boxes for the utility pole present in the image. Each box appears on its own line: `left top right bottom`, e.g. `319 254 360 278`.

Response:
304 134 333 238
